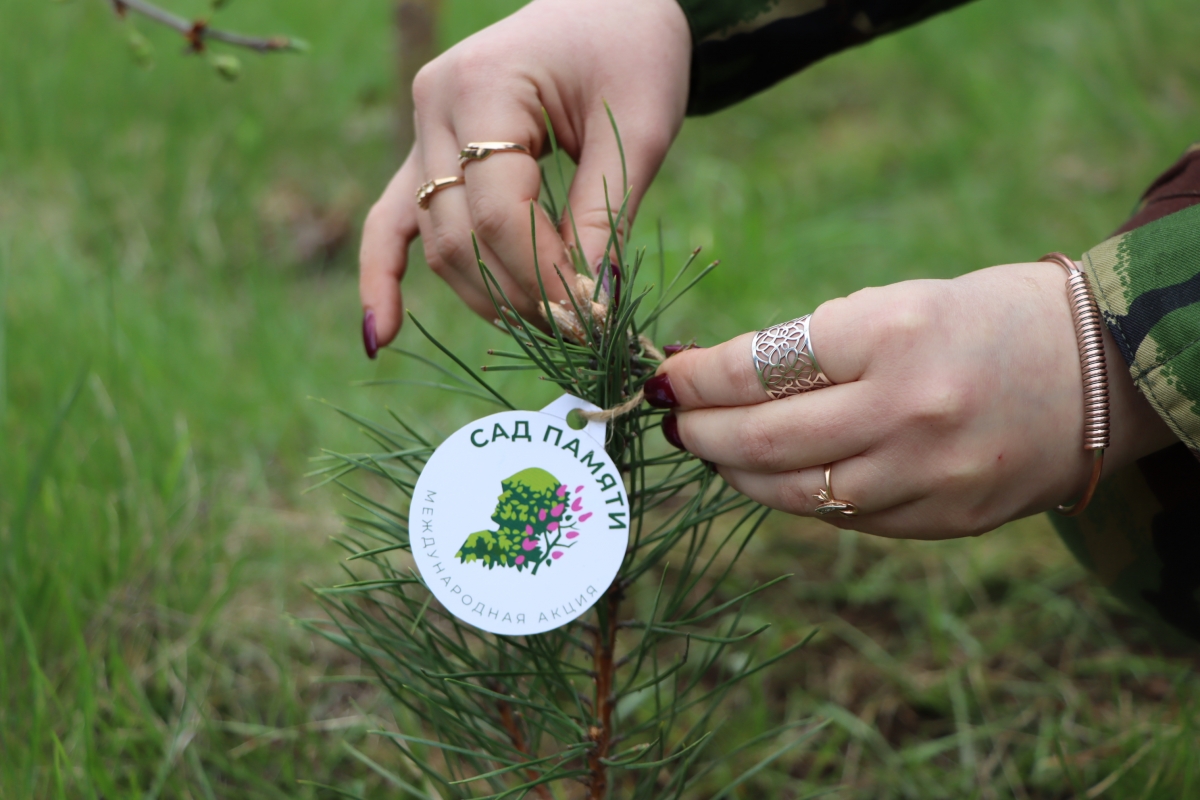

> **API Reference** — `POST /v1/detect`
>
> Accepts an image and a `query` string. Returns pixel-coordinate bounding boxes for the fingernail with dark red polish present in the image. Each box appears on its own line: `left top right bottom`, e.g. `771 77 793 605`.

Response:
662 413 685 451
363 310 378 360
643 374 678 409
662 342 702 357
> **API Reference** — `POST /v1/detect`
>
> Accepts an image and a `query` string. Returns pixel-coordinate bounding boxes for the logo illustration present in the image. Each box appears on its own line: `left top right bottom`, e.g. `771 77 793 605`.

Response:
455 468 592 575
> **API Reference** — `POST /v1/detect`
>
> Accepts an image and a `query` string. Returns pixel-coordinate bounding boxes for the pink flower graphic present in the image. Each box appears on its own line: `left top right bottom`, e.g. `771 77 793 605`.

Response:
551 503 564 517
556 484 567 497
579 512 592 523
522 538 537 551
538 508 547 521
551 551 563 560
547 522 559 532
566 531 579 539
571 497 583 512
515 555 525 565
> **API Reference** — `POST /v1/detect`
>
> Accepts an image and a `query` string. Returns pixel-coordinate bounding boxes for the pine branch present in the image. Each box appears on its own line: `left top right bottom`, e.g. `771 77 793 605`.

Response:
108 0 300 53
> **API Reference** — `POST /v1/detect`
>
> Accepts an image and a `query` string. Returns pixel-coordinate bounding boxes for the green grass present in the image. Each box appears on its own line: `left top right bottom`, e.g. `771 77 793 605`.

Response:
2 0 1199 796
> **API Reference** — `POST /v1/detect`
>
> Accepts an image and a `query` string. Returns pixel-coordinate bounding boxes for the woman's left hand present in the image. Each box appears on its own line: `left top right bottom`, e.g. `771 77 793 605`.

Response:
648 263 1177 539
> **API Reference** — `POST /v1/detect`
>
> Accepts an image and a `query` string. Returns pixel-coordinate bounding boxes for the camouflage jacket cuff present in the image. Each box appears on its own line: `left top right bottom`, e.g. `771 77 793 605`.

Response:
676 0 976 116
1082 203 1200 451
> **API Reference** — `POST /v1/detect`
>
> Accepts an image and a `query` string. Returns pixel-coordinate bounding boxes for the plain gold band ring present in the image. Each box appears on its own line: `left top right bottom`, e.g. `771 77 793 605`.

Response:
416 176 465 210
459 141 531 168
814 464 858 517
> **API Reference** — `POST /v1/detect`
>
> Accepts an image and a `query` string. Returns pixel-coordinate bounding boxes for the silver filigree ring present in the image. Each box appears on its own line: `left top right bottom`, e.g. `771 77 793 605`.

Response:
751 314 832 400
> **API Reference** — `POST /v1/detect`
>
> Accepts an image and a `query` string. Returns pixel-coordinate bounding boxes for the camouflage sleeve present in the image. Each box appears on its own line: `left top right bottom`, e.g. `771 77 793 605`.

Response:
676 0 978 115
1082 155 1200 454
1051 144 1200 645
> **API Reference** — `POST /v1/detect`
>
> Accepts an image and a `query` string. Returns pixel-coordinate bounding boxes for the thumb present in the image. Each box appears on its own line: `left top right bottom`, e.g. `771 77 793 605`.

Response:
655 334 767 410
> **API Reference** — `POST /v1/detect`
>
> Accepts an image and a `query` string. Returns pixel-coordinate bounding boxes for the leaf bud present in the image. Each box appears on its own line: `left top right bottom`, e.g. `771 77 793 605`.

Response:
211 54 242 81
126 28 153 68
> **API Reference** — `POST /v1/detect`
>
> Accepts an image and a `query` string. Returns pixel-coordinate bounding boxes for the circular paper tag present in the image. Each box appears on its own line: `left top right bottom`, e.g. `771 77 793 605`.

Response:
410 403 629 636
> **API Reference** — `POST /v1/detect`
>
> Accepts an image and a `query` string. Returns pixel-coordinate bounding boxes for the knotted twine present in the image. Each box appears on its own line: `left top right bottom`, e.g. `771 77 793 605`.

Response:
535 274 667 423
576 335 666 423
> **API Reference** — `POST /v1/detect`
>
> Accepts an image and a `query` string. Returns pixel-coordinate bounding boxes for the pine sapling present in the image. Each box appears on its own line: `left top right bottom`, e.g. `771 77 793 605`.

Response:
306 115 822 799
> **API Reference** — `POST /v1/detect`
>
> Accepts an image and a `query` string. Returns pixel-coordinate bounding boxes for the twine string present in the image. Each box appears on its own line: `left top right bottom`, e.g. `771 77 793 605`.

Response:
639 335 667 364
576 335 668 423
577 390 646 423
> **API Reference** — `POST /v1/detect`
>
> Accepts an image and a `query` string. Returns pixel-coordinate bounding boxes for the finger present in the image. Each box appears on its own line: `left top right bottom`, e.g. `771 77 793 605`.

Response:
673 381 879 472
563 107 668 271
360 153 422 346
658 294 888 411
718 456 918 518
416 119 532 320
828 497 981 540
657 333 765 409
810 287 921 384
453 114 575 312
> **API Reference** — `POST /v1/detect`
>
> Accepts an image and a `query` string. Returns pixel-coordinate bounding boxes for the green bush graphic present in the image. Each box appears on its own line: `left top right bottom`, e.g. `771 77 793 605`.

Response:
455 467 589 575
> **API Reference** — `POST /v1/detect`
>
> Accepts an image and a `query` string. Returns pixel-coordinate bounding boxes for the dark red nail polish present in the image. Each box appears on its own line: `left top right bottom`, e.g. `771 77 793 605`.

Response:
662 413 685 450
363 310 378 360
643 374 678 409
609 261 622 307
662 341 701 357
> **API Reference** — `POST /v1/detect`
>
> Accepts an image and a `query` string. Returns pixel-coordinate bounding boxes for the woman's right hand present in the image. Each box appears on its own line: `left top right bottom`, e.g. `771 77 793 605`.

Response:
359 0 692 355
648 263 1178 540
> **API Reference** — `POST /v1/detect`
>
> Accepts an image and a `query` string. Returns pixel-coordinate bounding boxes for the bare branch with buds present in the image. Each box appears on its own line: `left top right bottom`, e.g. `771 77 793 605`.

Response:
109 0 303 54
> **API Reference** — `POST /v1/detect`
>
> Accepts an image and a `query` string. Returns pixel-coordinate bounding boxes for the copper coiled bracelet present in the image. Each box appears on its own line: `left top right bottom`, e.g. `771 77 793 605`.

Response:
1040 252 1110 516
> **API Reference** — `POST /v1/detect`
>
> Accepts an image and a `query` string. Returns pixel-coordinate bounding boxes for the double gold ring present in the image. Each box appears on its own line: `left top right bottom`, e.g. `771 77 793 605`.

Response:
416 143 533 210
814 464 858 517
416 176 465 210
459 141 531 168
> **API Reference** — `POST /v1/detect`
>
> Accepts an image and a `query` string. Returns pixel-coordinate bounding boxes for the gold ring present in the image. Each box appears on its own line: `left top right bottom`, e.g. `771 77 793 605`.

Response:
814 464 858 517
459 141 531 168
416 176 465 210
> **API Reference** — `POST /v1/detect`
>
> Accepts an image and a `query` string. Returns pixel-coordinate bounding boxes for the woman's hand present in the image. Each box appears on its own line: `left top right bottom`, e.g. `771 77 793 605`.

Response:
359 0 692 355
648 263 1178 539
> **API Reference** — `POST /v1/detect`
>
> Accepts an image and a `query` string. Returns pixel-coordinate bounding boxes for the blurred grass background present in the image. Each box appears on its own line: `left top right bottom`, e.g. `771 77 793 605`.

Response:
2 0 1199 797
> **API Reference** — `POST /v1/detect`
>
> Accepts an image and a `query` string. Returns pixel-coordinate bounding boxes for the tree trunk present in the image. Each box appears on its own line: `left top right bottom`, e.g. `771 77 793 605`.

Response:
395 0 440 157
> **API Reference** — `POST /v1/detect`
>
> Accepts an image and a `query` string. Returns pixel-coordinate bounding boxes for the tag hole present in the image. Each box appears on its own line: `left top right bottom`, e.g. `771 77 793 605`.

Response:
566 409 588 430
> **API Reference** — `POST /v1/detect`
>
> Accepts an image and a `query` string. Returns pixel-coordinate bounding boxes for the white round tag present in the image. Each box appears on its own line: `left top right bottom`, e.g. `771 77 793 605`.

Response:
410 396 630 635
